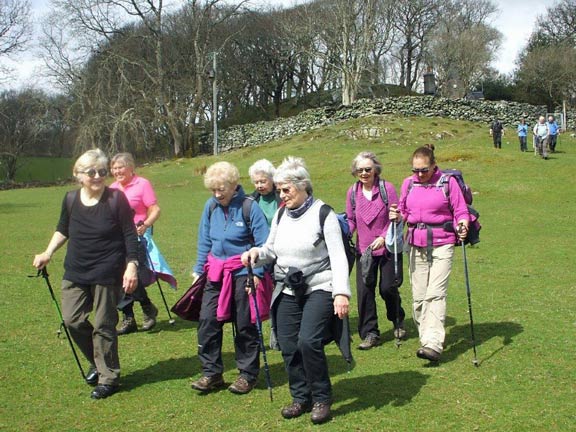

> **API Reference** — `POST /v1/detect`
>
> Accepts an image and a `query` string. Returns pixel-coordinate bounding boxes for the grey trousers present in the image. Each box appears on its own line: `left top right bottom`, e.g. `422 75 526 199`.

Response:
61 280 122 385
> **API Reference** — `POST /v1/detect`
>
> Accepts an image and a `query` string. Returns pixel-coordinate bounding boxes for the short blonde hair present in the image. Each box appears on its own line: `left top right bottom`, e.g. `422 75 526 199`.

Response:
204 161 240 189
73 149 108 178
274 156 312 194
110 152 136 170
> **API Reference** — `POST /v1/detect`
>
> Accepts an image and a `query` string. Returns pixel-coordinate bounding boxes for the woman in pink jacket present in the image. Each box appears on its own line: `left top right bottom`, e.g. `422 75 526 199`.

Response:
345 152 406 350
390 145 468 363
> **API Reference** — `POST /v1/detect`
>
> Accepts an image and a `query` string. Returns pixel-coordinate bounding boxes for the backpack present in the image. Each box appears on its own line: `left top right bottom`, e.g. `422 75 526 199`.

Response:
277 204 356 275
66 187 122 217
209 196 255 242
408 171 481 246
349 178 388 211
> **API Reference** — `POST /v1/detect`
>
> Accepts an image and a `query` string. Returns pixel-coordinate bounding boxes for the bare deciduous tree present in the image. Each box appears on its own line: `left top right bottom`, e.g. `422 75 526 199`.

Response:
428 0 501 98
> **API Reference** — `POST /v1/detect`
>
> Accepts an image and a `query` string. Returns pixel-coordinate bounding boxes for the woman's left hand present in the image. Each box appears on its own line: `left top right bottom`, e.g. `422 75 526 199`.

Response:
136 223 148 237
333 295 349 319
123 262 138 294
369 236 385 250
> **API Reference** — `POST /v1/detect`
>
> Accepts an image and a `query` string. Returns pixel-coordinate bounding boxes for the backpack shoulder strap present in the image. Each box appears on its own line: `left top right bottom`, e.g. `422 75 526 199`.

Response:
66 189 79 215
242 196 255 230
350 182 359 211
277 206 285 224
378 178 389 206
437 174 451 199
319 203 331 237
107 188 121 218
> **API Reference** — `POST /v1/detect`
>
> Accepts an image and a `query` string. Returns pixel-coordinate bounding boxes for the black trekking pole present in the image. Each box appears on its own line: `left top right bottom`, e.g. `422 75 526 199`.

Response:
30 267 86 379
137 223 175 325
247 258 273 402
392 220 402 348
462 242 479 367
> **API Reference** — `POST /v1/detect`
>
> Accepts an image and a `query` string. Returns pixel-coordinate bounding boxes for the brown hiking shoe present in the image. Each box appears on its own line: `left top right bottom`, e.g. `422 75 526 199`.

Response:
310 402 332 424
416 347 441 362
191 374 225 392
281 402 312 419
141 303 158 331
117 316 137 335
228 376 256 395
358 333 381 350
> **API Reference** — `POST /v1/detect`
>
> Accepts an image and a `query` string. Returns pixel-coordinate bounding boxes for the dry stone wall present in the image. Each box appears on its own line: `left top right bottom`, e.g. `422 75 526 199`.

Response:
204 96 573 153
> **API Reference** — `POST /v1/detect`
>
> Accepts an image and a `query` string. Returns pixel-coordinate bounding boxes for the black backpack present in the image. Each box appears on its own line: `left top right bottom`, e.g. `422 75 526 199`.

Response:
277 204 356 274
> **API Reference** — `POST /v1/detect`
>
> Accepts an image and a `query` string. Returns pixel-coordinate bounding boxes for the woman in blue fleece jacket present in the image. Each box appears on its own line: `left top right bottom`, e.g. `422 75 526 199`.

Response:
191 161 270 395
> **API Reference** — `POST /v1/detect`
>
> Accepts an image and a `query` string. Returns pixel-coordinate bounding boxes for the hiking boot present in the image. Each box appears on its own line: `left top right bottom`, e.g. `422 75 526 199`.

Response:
141 303 159 331
90 384 119 399
228 376 256 395
191 374 225 393
358 333 381 350
393 321 407 340
416 347 441 362
310 402 332 424
281 402 312 419
117 316 137 335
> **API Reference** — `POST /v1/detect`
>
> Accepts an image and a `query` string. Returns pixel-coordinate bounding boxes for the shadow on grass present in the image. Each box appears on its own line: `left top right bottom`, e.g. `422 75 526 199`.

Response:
443 321 523 365
332 371 430 415
0 202 42 214
122 350 353 394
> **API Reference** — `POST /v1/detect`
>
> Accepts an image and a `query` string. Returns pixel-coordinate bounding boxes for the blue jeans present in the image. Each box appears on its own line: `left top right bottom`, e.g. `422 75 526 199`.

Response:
275 290 334 404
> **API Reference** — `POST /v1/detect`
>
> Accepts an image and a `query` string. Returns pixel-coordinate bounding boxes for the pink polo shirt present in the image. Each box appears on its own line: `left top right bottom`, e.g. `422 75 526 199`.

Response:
110 174 157 224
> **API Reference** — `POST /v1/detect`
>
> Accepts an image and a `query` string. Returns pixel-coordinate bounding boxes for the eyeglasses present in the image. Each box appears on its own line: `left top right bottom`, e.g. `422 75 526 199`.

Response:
411 167 430 174
79 168 108 178
356 167 373 174
279 187 293 194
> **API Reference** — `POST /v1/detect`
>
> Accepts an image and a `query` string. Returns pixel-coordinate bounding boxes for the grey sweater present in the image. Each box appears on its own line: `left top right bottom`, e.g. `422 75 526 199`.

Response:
257 199 352 299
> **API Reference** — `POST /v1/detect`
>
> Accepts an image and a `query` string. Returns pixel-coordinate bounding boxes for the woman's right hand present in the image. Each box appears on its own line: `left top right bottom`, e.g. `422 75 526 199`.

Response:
241 248 260 266
33 252 51 269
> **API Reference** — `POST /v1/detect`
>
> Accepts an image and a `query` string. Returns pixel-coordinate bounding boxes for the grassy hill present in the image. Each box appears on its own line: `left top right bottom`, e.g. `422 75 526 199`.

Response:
1 115 573 431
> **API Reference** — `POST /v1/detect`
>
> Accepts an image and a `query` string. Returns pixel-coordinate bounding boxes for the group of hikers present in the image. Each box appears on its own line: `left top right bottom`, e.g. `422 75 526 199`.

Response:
490 115 562 159
33 144 472 424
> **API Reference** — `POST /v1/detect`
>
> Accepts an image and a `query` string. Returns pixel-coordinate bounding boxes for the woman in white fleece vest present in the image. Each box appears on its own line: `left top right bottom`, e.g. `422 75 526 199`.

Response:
242 156 351 425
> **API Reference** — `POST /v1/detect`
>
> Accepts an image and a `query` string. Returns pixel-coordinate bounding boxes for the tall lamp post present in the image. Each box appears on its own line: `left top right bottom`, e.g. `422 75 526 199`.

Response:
207 52 218 156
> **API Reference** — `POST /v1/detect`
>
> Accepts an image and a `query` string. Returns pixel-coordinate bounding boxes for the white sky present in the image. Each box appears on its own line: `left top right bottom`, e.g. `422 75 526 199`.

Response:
0 0 556 92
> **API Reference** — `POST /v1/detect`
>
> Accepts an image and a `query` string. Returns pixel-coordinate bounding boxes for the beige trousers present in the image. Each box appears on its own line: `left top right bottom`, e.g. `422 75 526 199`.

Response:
61 280 122 385
407 244 454 353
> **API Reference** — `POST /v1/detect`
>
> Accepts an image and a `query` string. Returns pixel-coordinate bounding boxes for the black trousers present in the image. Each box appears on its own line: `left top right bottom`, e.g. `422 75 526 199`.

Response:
356 253 405 339
275 290 334 404
493 133 502 148
197 276 260 381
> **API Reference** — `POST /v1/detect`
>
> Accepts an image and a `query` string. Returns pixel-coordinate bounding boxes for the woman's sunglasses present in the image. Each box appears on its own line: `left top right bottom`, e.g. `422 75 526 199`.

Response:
411 167 430 174
79 168 108 178
356 167 373 174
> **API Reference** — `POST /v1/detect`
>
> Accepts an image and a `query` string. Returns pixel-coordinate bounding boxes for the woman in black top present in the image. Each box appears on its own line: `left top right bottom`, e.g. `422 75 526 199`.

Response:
33 148 138 400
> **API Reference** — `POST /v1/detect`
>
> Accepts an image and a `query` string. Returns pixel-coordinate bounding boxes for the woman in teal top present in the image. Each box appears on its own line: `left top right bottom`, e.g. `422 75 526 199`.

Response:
249 159 282 227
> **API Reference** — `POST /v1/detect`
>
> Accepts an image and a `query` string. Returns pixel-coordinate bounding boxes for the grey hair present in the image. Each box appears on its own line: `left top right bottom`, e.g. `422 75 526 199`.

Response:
73 148 108 178
274 156 312 194
204 161 240 189
248 159 275 181
110 152 136 170
350 151 382 177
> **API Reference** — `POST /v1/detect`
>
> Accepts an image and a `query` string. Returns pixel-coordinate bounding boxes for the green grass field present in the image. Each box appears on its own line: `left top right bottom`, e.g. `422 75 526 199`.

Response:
1 115 574 431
